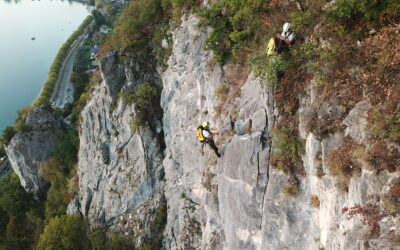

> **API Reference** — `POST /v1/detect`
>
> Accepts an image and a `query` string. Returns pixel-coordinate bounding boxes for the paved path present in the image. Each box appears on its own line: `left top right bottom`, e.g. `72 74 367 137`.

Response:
51 33 88 109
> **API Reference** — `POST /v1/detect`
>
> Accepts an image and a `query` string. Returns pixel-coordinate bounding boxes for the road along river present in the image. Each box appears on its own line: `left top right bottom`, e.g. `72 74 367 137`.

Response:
0 0 90 133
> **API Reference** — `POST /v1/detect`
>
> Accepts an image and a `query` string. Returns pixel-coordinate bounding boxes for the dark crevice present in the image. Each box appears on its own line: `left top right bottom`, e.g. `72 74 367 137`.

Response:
259 85 278 230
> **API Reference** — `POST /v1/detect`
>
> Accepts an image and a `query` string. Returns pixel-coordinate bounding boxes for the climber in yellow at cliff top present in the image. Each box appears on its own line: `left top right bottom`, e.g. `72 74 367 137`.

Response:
196 121 221 158
267 22 296 55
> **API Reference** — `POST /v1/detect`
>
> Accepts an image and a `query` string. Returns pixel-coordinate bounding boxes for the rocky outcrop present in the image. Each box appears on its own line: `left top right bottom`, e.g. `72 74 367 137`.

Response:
4 4 397 249
160 14 400 250
68 53 165 245
5 107 64 197
161 14 274 249
63 11 399 250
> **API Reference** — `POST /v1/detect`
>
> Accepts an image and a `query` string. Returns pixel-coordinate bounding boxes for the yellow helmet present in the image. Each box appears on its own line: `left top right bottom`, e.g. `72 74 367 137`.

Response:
202 121 209 127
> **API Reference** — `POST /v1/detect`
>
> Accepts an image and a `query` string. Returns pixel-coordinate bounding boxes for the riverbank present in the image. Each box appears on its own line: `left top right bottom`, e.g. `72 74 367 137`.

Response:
34 15 93 108
0 0 90 134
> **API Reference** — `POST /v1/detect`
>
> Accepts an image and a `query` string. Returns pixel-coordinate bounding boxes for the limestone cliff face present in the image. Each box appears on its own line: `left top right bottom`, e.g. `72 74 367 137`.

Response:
161 14 274 249
3 4 397 249
68 53 166 244
159 15 400 250
65 13 399 250
5 107 64 197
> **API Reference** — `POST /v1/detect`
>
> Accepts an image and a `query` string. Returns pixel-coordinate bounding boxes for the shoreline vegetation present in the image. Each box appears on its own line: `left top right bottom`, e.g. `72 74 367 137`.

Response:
0 9 106 249
34 15 93 108
0 14 93 150
0 15 94 150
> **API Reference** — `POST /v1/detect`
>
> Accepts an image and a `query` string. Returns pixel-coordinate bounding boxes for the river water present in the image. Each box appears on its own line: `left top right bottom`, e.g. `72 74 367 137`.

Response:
0 0 90 133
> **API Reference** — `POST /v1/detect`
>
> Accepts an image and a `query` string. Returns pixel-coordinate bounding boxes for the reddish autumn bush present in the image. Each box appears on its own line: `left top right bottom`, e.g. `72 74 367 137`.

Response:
366 141 399 173
327 137 362 186
342 198 387 229
382 180 400 213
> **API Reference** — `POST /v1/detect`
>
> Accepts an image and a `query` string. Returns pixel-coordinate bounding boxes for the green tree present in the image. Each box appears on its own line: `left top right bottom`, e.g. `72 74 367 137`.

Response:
71 72 90 102
0 174 34 217
2 127 16 144
88 228 108 250
197 0 269 64
0 140 6 160
91 9 106 29
36 215 90 250
133 82 159 111
41 157 69 218
0 174 39 249
52 130 79 171
102 0 163 54
106 233 134 250
129 82 161 131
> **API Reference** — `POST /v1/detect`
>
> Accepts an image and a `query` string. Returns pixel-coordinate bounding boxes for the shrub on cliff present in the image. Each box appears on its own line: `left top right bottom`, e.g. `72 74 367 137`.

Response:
326 0 400 26
270 128 302 173
369 108 400 143
0 140 5 159
13 106 33 133
197 0 269 64
2 126 16 144
129 82 161 132
71 72 90 102
53 129 80 171
40 129 79 218
282 184 299 197
41 157 69 218
162 0 202 26
101 0 163 55
382 179 400 214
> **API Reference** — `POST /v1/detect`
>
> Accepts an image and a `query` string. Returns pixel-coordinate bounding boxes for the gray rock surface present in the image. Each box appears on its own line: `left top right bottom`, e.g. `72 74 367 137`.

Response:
161 14 274 250
343 100 370 145
68 53 165 245
234 119 251 135
61 11 399 250
5 107 64 197
159 13 399 250
4 8 398 250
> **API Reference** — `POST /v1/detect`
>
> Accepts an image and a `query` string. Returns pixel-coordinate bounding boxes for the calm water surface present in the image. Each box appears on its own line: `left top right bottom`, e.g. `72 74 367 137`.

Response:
0 0 90 133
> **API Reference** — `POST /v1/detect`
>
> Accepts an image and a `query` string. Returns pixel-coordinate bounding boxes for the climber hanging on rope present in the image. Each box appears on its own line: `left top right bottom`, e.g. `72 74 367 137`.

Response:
266 22 296 55
196 121 221 158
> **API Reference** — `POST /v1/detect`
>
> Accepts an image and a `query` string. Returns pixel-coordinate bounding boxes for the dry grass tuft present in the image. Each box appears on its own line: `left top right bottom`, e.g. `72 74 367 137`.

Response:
310 195 320 209
282 184 300 197
327 136 362 187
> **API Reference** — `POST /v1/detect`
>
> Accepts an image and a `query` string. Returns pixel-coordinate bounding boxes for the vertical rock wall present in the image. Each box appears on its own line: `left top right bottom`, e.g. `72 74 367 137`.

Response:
63 12 399 250
69 53 166 245
5 107 64 197
160 14 400 250
161 14 275 249
5 6 398 250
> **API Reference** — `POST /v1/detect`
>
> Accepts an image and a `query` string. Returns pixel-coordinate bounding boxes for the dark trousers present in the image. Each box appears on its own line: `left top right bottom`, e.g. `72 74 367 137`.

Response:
205 140 220 157
276 38 289 54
